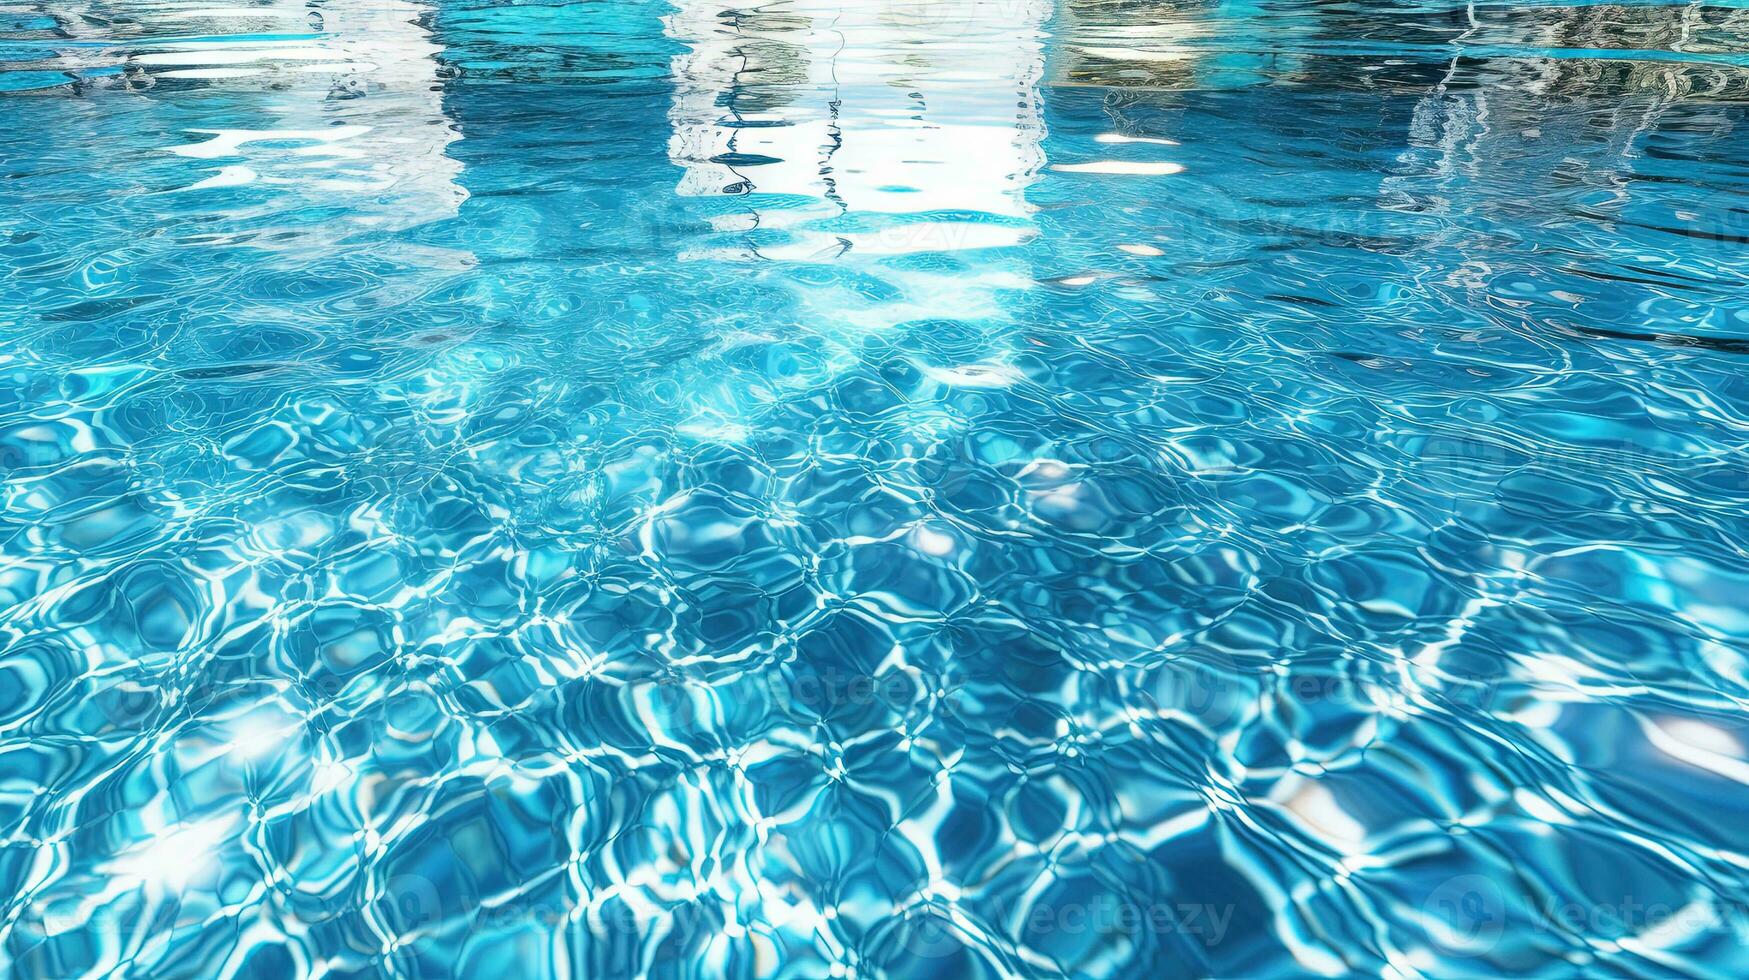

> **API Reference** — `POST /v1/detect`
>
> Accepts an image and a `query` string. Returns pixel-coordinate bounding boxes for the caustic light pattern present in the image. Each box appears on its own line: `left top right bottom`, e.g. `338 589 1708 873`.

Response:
3 1 1749 978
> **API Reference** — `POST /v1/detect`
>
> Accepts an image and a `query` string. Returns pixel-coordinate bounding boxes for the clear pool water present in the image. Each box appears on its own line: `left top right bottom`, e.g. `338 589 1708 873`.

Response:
4 1 1749 977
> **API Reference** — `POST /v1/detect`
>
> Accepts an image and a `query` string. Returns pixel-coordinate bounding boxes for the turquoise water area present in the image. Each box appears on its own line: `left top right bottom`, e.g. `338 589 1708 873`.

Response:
4 1 1749 976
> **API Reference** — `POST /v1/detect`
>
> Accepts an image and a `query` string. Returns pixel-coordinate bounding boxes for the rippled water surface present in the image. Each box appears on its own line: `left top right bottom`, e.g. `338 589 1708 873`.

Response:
5 0 1749 976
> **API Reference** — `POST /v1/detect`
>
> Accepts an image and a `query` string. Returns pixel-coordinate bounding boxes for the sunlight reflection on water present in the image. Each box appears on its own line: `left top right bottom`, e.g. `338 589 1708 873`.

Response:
3 1 1749 977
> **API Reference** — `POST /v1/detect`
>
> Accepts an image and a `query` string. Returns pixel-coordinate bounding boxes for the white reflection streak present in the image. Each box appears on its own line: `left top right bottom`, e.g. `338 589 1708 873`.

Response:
664 0 1050 257
148 0 466 228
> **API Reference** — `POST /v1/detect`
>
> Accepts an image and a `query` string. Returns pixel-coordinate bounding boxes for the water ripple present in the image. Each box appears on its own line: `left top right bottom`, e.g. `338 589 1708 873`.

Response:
4 1 1749 978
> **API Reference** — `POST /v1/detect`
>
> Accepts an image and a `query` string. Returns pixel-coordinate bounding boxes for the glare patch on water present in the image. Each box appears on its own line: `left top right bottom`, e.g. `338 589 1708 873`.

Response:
1050 160 1187 175
105 815 237 891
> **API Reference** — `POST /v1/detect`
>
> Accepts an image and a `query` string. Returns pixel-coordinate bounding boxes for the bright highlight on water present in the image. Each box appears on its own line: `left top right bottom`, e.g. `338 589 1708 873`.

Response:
3 1 1749 977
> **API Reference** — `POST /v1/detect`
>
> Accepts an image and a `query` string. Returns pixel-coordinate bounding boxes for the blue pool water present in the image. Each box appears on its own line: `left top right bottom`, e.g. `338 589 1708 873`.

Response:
5 1 1749 976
